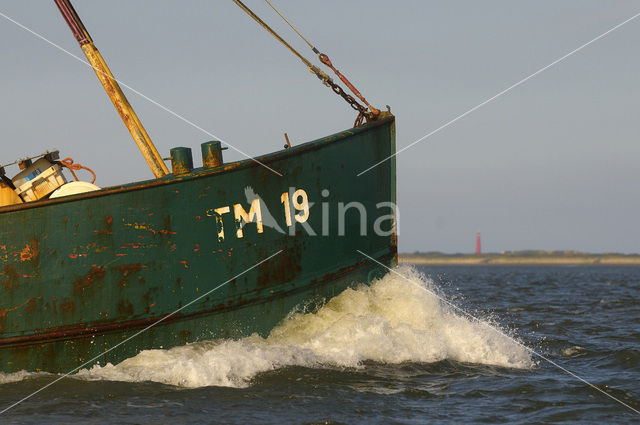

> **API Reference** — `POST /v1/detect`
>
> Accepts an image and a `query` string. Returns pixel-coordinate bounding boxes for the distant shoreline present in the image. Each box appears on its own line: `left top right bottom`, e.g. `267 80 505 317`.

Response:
399 251 640 265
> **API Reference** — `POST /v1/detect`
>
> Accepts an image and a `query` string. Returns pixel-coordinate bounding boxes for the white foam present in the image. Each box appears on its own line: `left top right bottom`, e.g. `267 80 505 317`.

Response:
0 370 47 384
73 266 533 388
561 345 586 357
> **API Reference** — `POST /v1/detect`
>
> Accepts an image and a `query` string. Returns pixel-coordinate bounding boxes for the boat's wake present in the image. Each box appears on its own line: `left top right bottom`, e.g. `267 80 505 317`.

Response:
1 266 533 388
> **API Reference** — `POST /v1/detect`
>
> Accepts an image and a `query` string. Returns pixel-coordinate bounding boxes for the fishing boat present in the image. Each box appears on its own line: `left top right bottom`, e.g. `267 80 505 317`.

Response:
0 1 396 373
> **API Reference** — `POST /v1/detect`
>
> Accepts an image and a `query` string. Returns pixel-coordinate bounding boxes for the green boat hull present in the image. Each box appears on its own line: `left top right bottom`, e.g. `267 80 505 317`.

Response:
0 116 396 373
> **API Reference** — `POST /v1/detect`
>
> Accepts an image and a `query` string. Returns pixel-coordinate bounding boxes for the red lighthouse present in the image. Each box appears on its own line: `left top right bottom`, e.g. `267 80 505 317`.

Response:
475 232 482 254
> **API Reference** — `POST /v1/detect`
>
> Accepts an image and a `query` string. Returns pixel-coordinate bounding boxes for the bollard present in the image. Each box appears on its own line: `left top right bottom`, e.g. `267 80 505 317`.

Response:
170 147 193 174
201 141 224 168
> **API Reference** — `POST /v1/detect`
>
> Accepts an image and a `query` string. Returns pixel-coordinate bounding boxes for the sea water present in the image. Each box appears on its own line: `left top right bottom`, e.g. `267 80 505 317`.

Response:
0 265 637 424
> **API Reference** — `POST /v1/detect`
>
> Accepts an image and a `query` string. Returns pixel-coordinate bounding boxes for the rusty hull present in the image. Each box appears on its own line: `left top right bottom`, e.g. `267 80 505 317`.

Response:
0 115 396 372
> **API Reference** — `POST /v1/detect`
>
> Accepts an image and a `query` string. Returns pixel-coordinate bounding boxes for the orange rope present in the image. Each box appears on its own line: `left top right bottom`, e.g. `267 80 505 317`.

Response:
60 158 96 184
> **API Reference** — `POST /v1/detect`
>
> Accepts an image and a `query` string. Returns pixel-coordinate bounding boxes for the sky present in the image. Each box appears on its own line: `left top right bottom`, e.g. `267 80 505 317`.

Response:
1 1 639 253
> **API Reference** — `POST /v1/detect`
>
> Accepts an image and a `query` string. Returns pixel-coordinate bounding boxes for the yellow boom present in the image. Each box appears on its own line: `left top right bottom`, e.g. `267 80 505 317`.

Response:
54 0 169 178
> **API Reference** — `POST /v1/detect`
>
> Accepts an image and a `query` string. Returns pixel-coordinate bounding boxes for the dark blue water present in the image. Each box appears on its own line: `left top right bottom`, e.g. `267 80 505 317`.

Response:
0 265 638 424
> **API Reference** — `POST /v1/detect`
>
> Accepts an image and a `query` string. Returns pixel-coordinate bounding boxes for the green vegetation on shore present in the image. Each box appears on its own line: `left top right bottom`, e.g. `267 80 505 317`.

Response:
400 250 640 265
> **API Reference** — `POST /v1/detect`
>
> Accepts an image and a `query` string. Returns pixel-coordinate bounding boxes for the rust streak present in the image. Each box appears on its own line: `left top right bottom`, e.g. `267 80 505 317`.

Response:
0 297 35 318
73 266 106 295
2 265 19 289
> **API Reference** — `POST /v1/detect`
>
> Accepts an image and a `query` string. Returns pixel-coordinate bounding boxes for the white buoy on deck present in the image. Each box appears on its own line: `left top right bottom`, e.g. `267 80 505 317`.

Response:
50 181 101 199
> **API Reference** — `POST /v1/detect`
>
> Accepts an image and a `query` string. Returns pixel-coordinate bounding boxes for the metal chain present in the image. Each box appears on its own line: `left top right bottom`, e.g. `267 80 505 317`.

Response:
233 0 370 125
262 0 377 124
318 54 379 118
327 79 368 115
312 64 369 126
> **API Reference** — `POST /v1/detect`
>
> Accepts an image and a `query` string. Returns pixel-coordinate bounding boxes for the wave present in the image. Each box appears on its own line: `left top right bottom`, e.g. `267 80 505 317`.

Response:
0 266 533 388
73 266 533 388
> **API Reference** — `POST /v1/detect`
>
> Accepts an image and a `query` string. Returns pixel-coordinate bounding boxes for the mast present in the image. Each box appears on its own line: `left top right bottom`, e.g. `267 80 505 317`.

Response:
53 0 169 178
